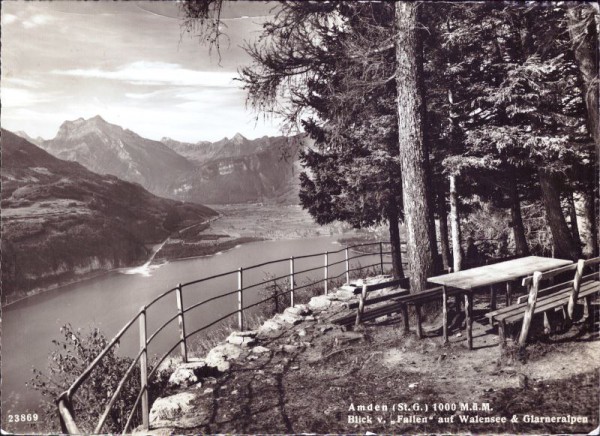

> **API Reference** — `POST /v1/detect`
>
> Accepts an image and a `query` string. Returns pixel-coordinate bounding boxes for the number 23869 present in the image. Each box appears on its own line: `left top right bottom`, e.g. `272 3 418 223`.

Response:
8 413 39 423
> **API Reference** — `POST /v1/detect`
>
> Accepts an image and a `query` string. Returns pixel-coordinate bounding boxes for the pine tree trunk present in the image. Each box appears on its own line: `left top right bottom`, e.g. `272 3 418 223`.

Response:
567 191 582 242
387 204 404 279
567 6 600 149
395 2 436 293
574 190 597 256
449 174 463 272
508 178 529 256
538 169 582 260
437 190 452 271
567 5 599 256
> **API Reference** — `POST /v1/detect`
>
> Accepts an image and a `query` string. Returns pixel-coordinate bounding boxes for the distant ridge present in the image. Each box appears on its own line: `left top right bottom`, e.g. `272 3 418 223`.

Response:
42 116 194 198
41 116 305 205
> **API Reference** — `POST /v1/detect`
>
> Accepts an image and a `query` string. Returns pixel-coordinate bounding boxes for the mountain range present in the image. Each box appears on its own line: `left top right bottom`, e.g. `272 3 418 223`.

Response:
1 129 217 303
38 116 304 205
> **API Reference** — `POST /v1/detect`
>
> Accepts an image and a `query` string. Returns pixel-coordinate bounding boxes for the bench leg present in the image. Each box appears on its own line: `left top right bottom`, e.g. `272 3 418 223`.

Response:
584 296 593 330
415 305 423 339
506 282 513 306
490 285 497 311
465 293 473 350
355 284 368 326
560 304 571 330
543 311 551 335
498 319 506 348
401 304 409 334
442 285 448 344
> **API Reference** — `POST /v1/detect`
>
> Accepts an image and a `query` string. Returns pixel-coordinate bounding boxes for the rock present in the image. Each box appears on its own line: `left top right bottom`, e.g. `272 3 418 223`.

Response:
291 366 300 370
340 284 360 292
298 329 307 337
285 304 311 316
251 345 271 354
258 319 282 334
149 392 199 428
205 343 242 372
320 325 334 333
203 387 214 395
281 344 304 353
408 382 419 389
309 295 332 311
229 330 258 338
304 315 316 322
518 374 529 389
226 333 256 347
167 361 209 388
329 289 355 301
277 312 303 325
333 331 365 346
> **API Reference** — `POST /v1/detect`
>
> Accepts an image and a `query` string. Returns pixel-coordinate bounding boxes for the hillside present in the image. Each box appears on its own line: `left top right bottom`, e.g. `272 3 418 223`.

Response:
1 129 217 304
141 280 600 434
38 117 304 205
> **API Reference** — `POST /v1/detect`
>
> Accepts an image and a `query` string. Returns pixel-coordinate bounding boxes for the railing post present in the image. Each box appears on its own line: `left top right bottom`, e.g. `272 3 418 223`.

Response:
289 256 295 307
379 242 384 275
324 251 329 295
238 267 244 331
139 307 149 429
345 247 350 284
175 283 188 363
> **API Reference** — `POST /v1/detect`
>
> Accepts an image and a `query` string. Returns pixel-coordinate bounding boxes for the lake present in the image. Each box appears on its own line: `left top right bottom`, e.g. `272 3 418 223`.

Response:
1 235 385 432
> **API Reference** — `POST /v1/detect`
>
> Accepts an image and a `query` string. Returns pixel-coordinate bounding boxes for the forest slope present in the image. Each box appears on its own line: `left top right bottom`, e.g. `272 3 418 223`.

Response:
1 130 217 304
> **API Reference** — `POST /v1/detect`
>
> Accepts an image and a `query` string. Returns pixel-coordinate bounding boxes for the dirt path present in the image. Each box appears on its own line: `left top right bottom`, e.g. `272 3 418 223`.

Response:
141 289 599 435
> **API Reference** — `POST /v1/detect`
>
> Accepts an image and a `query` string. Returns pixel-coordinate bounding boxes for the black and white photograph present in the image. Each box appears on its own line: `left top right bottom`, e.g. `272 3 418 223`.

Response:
1 1 599 434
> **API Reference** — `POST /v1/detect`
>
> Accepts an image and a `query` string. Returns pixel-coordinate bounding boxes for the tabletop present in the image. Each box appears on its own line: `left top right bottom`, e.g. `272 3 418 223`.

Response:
427 256 573 290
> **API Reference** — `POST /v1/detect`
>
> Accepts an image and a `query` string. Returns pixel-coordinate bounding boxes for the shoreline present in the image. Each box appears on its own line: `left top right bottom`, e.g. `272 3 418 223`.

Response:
1 234 341 309
1 236 261 310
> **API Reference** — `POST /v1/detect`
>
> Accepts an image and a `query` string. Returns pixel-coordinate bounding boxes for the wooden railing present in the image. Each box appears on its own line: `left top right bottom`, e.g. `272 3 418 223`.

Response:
56 241 403 434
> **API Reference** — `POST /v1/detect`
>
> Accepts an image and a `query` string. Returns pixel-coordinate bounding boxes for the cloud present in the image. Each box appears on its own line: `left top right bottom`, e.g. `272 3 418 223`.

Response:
1 87 51 108
1 77 40 88
53 62 239 87
2 13 17 25
22 14 54 29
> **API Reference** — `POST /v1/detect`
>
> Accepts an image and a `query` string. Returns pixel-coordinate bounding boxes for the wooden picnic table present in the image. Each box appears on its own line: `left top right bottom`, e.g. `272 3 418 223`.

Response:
427 256 573 349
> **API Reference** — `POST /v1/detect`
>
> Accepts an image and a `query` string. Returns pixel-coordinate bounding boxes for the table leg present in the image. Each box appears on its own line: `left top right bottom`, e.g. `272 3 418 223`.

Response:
490 285 497 311
465 293 473 350
506 281 513 306
442 285 448 344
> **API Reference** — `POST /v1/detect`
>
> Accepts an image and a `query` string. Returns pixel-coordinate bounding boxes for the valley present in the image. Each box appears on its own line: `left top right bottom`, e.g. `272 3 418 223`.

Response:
155 204 342 262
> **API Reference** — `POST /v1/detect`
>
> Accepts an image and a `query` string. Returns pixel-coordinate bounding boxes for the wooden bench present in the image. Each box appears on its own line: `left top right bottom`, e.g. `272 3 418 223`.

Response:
332 277 409 327
486 257 600 348
333 279 464 338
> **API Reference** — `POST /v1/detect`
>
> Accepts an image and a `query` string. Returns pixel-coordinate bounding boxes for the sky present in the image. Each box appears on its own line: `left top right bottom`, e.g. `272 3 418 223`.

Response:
1 1 284 142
